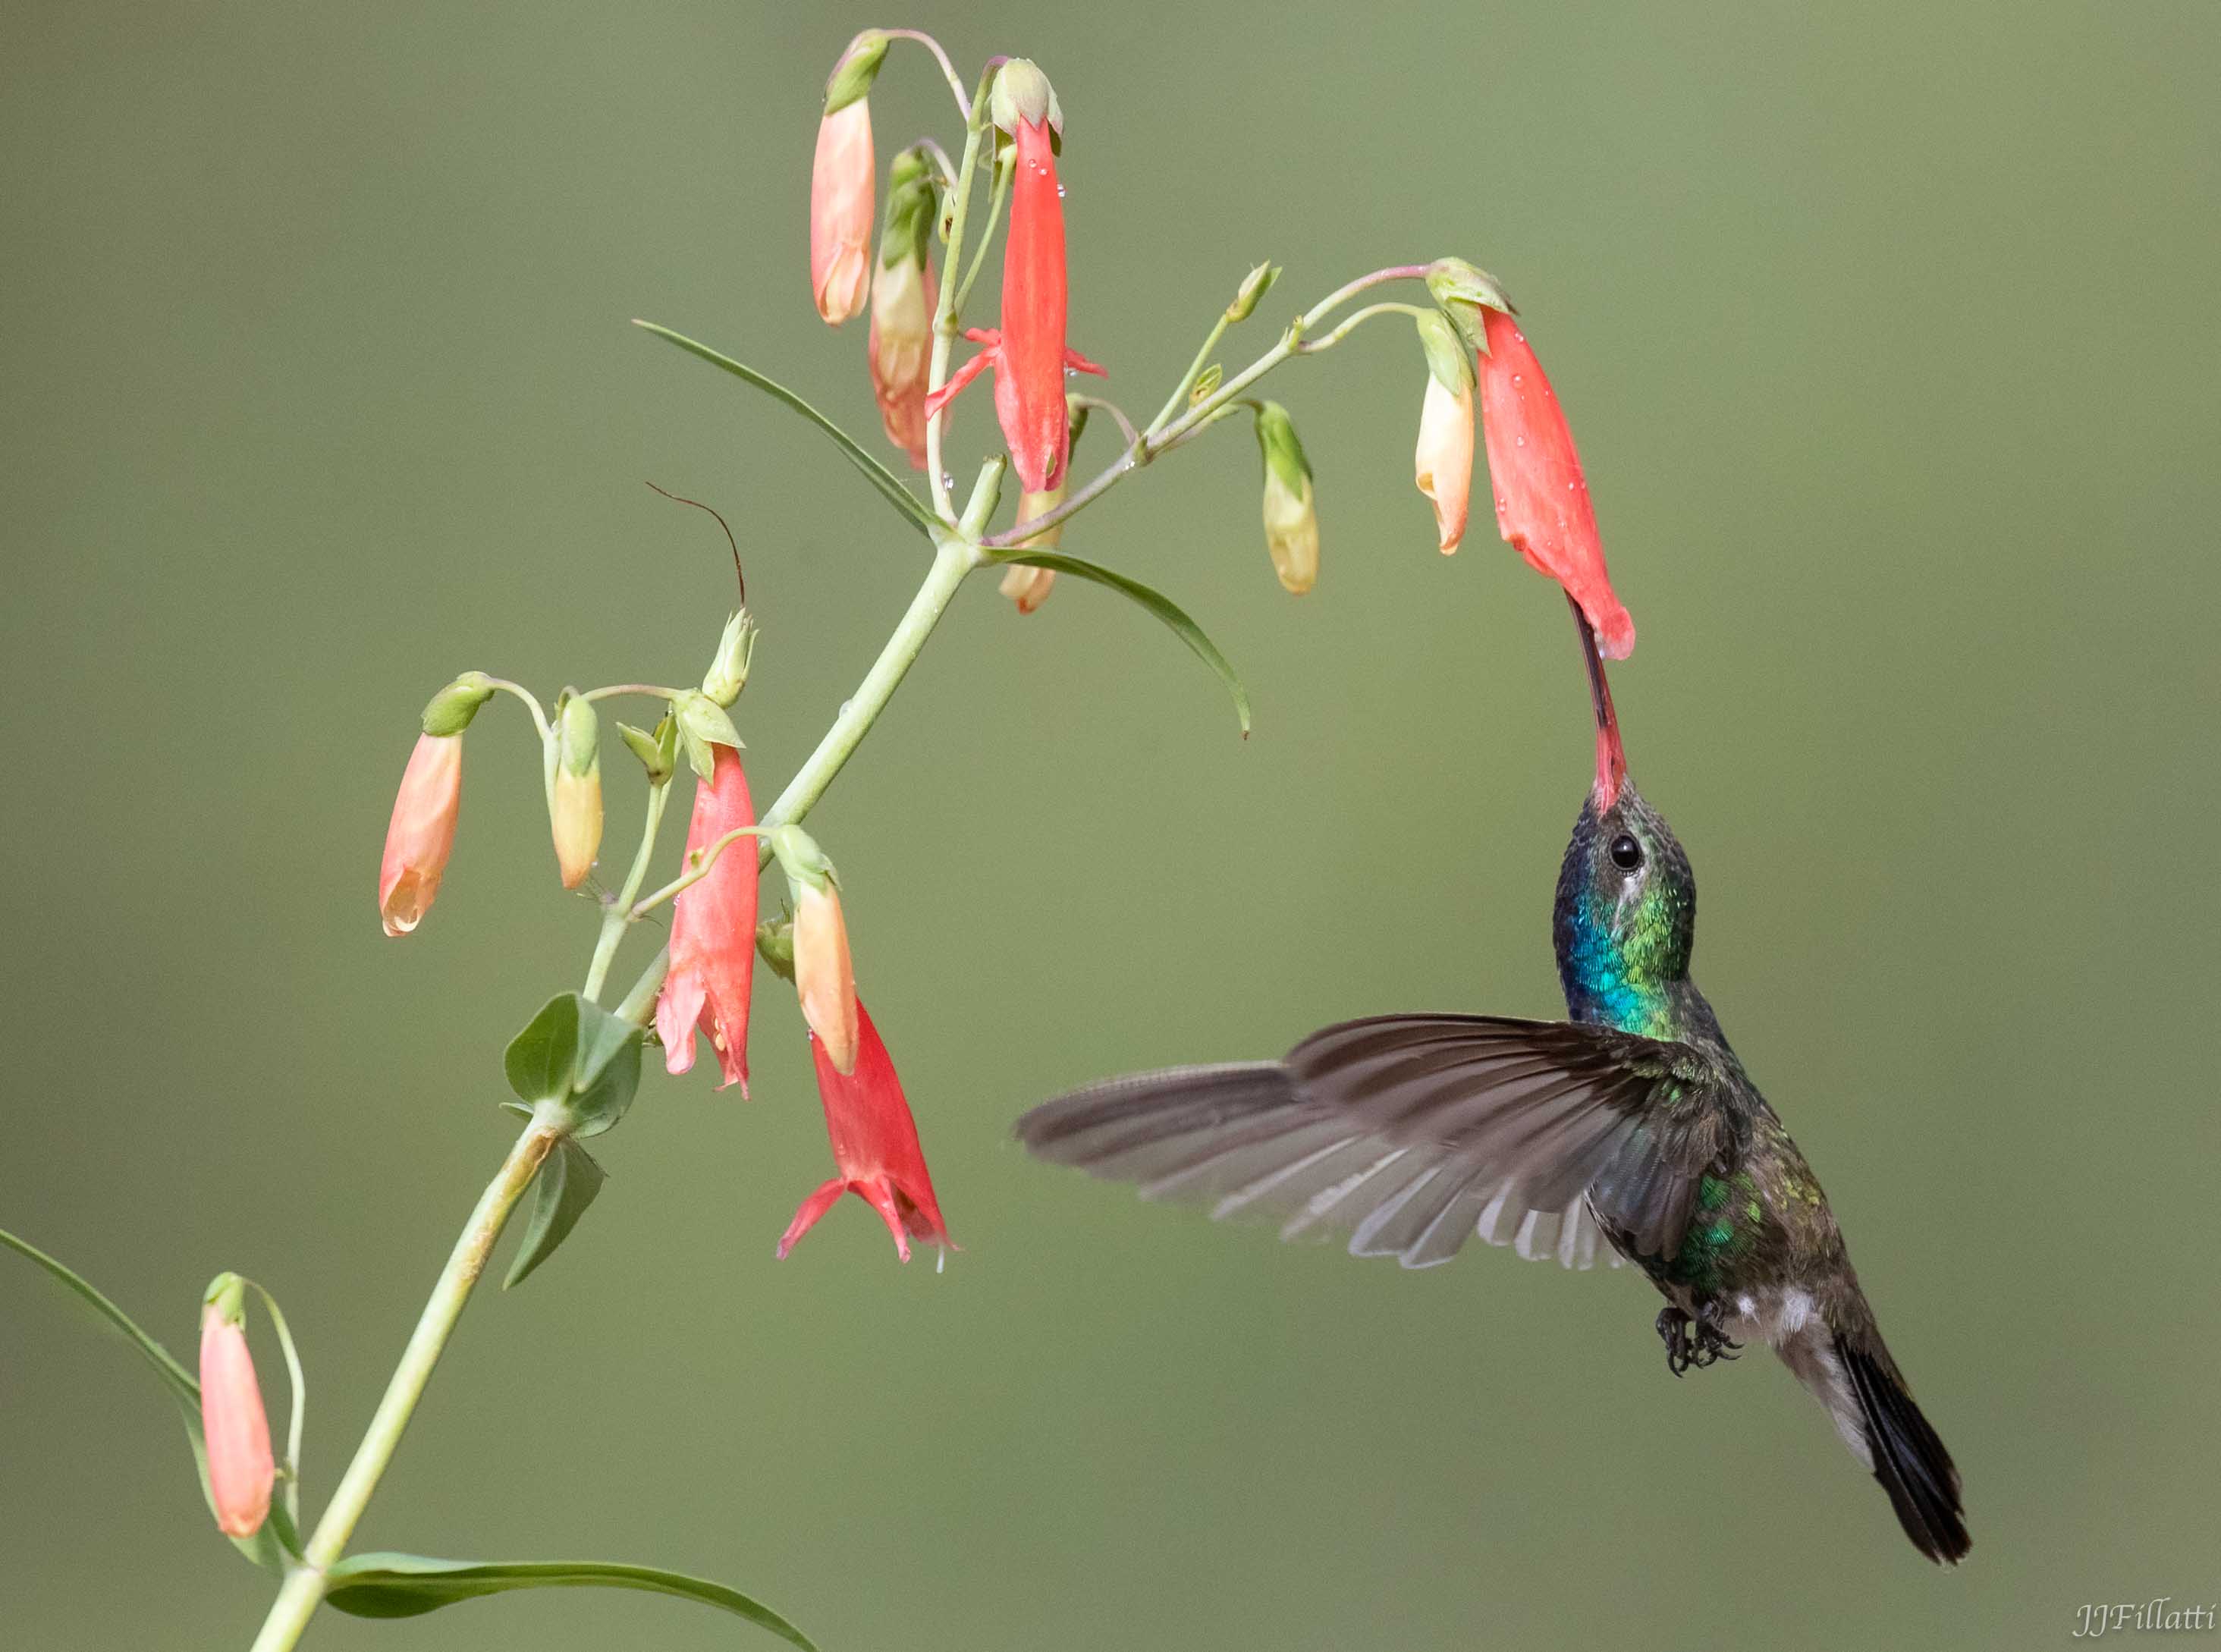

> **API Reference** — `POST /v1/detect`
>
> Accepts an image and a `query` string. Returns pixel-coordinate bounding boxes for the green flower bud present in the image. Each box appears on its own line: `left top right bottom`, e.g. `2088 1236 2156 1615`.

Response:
673 689 745 784
1225 262 1280 324
822 30 888 115
756 915 796 982
991 58 1063 139
419 672 495 737
1253 400 1319 595
881 146 941 270
701 609 759 707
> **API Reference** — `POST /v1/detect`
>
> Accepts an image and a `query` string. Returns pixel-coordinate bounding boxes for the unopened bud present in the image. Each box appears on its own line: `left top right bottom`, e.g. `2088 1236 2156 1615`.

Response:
1225 262 1280 324
821 30 887 115
549 696 602 889
1253 400 1319 595
991 58 1063 138
701 610 759 707
1425 257 1516 353
756 915 796 981
198 1274 273 1540
379 732 464 937
419 672 495 737
1189 363 1224 404
770 826 857 1075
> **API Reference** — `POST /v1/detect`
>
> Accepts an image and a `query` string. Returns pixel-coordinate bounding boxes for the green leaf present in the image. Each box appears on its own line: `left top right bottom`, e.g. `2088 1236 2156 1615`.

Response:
504 1138 608 1289
0 1226 302 1572
988 551 1253 735
504 992 645 1138
325 1553 818 1649
633 320 936 539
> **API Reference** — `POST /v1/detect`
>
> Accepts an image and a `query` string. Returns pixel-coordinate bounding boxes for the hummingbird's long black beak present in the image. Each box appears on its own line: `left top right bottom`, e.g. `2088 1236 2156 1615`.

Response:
1569 594 1626 810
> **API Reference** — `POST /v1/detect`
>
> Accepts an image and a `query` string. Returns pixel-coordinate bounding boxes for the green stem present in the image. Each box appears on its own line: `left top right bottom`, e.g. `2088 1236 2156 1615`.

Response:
611 532 980 1016
950 155 1010 314
248 1123 560 1652
1145 312 1230 437
985 262 1432 550
582 778 673 1001
924 71 996 522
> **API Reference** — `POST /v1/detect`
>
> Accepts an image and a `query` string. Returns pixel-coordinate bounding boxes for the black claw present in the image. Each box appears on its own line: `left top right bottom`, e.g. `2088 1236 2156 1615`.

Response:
1656 1305 1742 1377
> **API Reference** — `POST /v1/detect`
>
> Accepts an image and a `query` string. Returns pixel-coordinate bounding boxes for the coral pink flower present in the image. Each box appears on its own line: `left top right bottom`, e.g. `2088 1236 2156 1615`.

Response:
378 733 462 937
925 91 1103 492
657 744 758 1094
809 98 875 325
869 250 937 468
777 1001 951 1262
1478 306 1635 658
199 1296 274 1539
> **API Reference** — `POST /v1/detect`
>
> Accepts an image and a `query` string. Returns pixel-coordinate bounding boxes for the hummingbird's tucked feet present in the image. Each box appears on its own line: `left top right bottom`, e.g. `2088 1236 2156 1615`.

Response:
1657 1306 1742 1377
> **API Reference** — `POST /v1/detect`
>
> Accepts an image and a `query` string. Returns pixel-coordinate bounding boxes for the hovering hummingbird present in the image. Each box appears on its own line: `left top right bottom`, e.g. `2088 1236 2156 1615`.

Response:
1016 601 1969 1564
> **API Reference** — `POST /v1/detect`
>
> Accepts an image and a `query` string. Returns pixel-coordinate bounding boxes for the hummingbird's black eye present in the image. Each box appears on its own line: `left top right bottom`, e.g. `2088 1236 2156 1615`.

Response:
1609 833 1644 872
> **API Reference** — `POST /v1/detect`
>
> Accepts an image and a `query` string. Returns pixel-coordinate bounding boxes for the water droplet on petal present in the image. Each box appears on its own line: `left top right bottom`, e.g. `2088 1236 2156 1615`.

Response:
1515 435 1526 448
1510 373 1522 386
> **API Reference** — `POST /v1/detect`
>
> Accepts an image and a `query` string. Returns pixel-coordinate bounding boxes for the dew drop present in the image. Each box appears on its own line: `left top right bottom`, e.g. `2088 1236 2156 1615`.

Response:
1510 373 1523 386
1515 435 1526 448
1514 331 1526 343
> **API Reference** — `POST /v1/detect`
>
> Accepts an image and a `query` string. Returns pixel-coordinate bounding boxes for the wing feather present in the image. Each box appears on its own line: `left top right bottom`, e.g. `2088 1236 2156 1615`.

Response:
1016 1014 1726 1273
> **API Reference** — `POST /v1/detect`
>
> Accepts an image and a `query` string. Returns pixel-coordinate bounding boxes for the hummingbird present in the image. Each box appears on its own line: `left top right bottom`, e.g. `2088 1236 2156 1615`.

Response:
1016 601 1969 1564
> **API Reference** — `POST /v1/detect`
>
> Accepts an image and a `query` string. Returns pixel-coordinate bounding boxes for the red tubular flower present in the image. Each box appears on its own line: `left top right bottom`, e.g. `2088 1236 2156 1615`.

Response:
199 1289 273 1539
656 743 758 1094
778 1000 951 1262
379 733 463 937
924 65 1103 492
1478 306 1635 658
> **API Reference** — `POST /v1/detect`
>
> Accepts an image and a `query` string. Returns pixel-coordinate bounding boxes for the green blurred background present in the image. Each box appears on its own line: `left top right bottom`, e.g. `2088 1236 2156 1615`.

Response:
4 3 2216 1647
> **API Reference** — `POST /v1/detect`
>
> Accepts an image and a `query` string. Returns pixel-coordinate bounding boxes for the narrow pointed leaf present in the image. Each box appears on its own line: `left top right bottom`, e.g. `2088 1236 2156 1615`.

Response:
325 1553 818 1649
504 1138 608 1289
634 321 936 538
1 1226 302 1572
990 551 1252 734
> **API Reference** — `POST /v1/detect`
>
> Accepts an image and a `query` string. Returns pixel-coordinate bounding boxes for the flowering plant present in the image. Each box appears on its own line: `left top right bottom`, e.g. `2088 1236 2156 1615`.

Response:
1 26 1633 1649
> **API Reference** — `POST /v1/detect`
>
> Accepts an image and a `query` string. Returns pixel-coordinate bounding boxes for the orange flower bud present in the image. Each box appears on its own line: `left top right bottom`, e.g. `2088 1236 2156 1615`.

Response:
548 696 602 890
1413 311 1475 554
791 877 857 1076
809 98 875 325
378 733 463 937
198 1281 273 1540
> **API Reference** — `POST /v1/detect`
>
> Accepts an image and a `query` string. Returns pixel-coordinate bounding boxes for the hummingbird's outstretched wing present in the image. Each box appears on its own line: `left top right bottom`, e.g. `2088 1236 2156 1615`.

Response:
1016 1014 1732 1271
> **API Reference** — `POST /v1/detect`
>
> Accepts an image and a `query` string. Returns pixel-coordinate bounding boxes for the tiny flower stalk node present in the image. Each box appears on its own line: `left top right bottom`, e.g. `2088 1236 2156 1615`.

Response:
199 1274 275 1541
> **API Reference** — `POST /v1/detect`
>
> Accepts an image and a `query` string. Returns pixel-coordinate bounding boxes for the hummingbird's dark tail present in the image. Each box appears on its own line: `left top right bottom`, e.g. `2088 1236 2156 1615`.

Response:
1833 1332 1971 1565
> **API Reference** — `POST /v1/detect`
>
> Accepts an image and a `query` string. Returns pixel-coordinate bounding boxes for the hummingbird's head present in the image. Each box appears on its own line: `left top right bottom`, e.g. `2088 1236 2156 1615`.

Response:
1550 604 1697 1035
